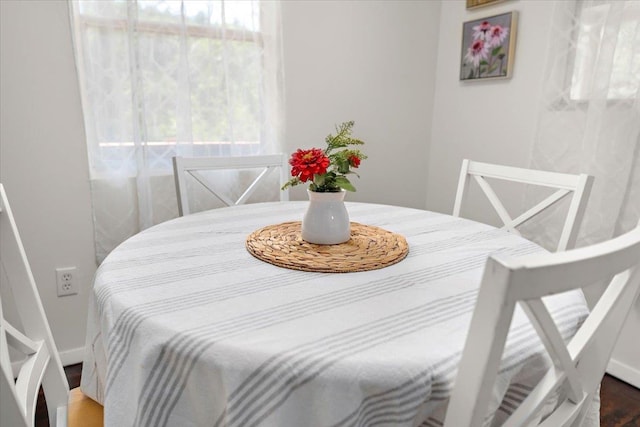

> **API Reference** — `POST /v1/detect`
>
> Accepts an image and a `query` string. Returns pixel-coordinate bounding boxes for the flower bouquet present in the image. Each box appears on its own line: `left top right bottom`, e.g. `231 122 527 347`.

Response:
282 121 367 193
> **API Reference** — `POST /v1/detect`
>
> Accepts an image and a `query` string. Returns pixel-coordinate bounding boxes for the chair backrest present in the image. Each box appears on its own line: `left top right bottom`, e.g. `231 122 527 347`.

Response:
444 222 640 427
172 154 290 216
452 159 594 251
0 184 70 427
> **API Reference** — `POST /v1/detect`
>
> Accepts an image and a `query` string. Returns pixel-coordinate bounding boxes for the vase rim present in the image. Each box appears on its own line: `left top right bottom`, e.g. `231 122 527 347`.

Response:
306 188 347 201
307 188 346 193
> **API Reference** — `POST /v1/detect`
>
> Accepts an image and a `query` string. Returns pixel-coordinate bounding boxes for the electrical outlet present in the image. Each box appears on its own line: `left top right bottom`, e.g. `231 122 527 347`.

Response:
56 267 78 297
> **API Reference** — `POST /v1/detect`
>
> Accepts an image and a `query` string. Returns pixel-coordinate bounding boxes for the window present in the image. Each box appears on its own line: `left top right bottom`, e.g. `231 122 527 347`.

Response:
70 1 284 261
570 1 639 101
71 0 281 177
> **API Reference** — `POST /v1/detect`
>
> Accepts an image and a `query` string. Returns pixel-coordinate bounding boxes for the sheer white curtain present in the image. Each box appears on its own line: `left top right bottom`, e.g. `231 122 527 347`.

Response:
525 0 639 250
69 0 284 262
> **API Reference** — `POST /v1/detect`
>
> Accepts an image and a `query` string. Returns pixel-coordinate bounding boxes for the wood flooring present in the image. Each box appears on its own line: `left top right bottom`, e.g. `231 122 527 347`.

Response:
34 364 640 426
600 374 640 427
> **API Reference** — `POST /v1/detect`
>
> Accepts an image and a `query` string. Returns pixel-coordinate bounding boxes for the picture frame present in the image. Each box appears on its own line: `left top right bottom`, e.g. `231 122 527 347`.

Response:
460 11 517 81
466 0 507 10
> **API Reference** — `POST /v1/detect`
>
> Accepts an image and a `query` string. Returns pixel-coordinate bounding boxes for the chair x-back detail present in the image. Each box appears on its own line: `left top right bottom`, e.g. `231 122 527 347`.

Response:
0 184 103 427
172 154 290 216
453 159 594 251
444 222 640 427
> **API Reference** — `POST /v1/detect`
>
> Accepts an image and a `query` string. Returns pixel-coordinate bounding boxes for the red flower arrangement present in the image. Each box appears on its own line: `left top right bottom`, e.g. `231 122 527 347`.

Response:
282 121 367 192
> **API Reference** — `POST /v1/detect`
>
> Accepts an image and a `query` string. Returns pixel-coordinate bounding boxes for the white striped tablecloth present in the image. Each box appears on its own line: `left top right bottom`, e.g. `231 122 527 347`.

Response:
80 202 591 427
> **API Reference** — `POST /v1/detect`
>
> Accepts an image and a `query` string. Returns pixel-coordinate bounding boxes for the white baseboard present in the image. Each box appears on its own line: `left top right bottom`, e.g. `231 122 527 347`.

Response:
11 346 85 377
59 346 85 367
607 357 640 389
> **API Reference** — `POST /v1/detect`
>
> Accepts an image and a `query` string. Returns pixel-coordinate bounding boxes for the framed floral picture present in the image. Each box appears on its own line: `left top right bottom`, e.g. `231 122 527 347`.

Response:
460 11 518 81
466 0 507 9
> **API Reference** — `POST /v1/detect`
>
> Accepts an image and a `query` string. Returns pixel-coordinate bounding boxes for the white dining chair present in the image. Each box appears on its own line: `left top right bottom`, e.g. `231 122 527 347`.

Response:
172 154 290 216
0 184 103 427
444 222 640 427
453 159 594 251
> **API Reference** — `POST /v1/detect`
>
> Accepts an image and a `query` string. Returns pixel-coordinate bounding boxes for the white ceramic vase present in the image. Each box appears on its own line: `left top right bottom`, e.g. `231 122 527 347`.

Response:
301 189 351 245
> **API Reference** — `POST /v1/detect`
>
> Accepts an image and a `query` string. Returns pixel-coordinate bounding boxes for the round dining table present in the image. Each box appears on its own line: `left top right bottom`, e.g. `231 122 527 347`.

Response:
80 201 590 427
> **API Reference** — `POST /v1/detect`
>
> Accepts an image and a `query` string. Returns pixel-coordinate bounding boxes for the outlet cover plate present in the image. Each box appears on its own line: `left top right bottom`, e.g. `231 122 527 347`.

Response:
56 267 78 297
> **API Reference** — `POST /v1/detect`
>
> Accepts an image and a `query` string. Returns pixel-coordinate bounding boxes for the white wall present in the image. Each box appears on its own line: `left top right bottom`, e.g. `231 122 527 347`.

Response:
427 1 554 219
1 0 96 363
608 297 640 388
282 0 440 208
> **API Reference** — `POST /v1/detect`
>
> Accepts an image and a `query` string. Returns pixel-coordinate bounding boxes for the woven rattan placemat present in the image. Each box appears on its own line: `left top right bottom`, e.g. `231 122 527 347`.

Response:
245 221 409 273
